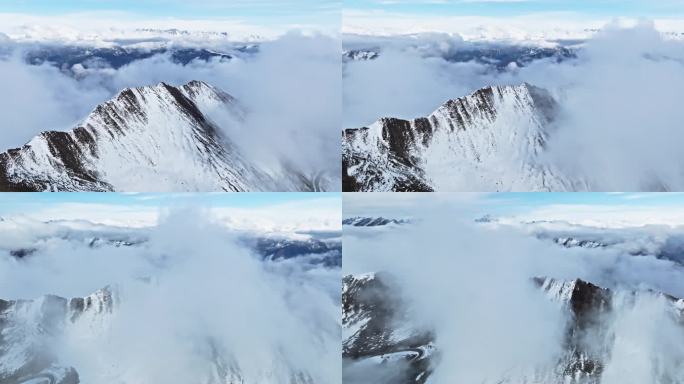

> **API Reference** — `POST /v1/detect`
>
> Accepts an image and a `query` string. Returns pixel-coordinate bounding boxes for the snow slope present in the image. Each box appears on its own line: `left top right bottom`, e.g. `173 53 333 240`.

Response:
0 81 324 192
343 271 684 384
343 83 583 192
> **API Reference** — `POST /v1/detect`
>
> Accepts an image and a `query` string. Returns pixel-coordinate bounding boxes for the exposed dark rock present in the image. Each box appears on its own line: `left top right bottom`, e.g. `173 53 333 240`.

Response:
342 217 409 227
9 248 37 258
343 273 434 384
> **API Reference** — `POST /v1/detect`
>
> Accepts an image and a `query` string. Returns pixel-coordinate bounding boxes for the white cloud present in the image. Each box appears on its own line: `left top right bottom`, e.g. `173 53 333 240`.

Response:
342 9 684 38
0 207 341 383
344 193 684 382
342 191 486 217
1 196 341 233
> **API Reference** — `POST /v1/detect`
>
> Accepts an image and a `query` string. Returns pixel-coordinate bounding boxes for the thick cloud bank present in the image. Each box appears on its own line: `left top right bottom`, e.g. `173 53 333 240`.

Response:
346 220 566 382
343 22 684 191
344 200 684 382
0 32 340 182
0 209 341 383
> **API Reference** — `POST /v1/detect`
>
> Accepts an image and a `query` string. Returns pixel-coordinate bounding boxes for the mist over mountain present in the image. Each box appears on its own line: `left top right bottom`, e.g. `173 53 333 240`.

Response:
0 31 340 191
343 22 684 191
343 83 574 191
343 199 684 383
0 205 341 384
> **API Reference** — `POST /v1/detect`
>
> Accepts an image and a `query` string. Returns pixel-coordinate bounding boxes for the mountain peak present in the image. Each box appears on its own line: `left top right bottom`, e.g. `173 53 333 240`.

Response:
0 80 294 192
343 216 410 227
343 82 568 192
184 79 212 89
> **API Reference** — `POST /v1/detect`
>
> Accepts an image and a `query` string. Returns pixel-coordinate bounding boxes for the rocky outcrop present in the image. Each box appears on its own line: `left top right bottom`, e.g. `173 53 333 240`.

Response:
343 83 576 192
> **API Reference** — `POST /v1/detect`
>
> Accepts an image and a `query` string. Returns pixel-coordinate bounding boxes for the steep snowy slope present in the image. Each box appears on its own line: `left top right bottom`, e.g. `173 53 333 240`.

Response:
0 286 318 384
343 273 684 384
0 218 341 384
343 83 581 192
342 273 434 384
0 81 322 192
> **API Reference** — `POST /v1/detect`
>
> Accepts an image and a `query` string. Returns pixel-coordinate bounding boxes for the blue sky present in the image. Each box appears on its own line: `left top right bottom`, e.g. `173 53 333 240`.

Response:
483 192 684 215
6 0 681 20
0 192 341 215
0 0 340 27
343 192 684 220
344 0 684 18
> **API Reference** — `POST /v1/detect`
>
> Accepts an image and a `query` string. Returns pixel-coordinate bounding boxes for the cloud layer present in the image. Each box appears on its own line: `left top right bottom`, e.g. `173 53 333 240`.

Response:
343 21 684 190
0 207 341 383
344 195 684 381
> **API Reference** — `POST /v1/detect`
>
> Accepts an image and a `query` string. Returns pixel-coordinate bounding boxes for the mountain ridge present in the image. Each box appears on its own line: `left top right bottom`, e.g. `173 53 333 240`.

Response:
343 272 684 383
0 80 321 192
343 83 579 192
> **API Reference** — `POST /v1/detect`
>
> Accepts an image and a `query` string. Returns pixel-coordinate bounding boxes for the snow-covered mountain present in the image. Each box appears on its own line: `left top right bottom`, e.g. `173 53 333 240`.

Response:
0 80 327 191
343 272 684 384
0 287 115 384
0 217 341 383
343 83 581 192
342 216 410 227
0 285 318 384
343 273 434 384
342 49 379 62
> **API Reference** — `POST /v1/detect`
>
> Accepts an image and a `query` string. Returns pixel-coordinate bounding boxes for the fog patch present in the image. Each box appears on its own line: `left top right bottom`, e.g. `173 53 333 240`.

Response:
602 293 684 384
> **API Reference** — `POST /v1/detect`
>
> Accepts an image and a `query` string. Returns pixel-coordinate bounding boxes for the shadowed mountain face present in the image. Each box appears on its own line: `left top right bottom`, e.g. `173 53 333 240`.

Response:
343 273 684 383
0 80 325 192
342 273 434 384
343 83 578 192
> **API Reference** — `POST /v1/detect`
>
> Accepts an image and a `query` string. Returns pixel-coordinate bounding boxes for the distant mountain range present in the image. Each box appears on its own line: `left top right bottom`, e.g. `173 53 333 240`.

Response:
342 217 410 227
343 44 576 69
25 46 239 73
